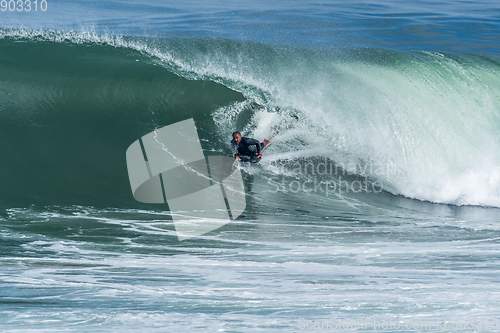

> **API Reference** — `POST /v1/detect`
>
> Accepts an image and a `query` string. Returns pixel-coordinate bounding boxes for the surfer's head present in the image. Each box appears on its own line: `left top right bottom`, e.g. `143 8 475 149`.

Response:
232 131 242 144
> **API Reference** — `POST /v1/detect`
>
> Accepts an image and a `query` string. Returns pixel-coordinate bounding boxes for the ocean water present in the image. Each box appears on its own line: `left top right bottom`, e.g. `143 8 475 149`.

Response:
1 1 500 332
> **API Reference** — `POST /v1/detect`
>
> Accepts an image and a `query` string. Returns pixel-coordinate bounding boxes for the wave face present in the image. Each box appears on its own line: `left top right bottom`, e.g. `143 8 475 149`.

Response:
1 29 500 208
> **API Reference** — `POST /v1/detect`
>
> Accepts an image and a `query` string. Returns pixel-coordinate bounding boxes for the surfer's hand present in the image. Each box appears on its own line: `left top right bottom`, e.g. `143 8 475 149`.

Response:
235 155 240 160
258 154 262 159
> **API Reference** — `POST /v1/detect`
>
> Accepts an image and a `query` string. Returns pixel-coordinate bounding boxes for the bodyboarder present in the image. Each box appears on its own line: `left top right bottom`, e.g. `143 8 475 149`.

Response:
231 131 270 162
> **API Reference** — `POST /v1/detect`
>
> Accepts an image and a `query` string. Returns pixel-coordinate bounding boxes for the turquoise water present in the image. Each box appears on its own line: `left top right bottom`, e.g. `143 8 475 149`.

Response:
1 1 500 332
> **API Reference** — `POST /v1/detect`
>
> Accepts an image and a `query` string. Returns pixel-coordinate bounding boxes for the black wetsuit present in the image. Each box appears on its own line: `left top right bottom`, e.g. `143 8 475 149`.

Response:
231 137 263 158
